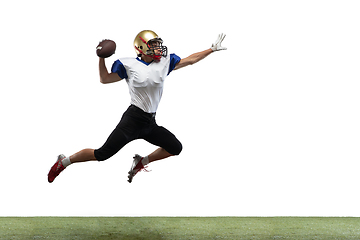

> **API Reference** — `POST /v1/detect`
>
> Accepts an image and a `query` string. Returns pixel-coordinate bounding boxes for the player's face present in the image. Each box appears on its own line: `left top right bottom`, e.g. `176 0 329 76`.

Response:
149 41 162 56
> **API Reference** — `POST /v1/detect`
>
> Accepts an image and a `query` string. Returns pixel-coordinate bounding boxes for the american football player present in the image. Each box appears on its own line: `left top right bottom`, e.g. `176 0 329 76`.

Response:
48 30 227 183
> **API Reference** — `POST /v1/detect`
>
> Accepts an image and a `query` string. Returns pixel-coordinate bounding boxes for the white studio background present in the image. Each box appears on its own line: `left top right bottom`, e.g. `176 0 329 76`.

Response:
0 0 359 216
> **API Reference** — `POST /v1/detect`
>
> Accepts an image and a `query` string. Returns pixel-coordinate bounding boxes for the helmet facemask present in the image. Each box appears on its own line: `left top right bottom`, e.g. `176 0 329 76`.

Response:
136 36 168 61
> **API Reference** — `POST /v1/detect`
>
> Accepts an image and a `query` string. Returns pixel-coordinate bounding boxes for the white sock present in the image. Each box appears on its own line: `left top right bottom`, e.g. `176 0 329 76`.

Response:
141 156 149 166
61 157 72 168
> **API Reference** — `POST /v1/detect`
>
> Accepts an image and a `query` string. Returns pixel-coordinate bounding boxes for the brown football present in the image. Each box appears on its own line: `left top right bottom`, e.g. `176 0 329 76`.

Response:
96 39 116 58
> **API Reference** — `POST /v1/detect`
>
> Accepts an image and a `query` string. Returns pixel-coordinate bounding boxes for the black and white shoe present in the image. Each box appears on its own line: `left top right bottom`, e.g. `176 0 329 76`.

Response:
128 154 148 183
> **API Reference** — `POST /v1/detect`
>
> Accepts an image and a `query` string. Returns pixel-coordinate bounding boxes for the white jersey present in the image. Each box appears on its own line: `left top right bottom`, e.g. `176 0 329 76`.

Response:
111 54 181 113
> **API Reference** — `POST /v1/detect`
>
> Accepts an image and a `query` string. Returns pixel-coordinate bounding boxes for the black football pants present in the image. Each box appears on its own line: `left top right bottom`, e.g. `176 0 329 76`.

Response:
94 105 182 161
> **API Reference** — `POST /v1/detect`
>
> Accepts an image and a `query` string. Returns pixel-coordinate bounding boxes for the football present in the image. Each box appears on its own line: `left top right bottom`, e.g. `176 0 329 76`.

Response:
96 39 116 58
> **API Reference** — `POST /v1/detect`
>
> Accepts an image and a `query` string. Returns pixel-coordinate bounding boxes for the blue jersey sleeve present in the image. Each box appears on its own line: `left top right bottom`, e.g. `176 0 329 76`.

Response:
111 60 128 79
168 53 181 75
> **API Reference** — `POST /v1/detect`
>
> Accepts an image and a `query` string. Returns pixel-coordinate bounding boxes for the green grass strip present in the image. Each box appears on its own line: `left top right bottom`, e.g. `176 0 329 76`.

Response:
0 217 360 239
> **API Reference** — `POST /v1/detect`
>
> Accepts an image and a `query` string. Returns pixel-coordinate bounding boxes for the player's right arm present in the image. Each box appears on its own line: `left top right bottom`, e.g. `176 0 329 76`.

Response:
99 58 122 84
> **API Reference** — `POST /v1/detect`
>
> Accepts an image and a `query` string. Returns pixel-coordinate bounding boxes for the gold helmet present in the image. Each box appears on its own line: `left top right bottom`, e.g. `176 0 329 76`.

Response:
134 30 168 61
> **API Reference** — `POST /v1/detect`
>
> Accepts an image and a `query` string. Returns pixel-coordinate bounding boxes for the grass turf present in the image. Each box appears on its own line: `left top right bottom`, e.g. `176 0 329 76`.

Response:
0 217 360 239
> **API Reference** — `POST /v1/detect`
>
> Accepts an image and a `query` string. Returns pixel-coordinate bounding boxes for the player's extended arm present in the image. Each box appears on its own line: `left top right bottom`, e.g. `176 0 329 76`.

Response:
174 49 213 70
174 33 227 70
99 58 122 84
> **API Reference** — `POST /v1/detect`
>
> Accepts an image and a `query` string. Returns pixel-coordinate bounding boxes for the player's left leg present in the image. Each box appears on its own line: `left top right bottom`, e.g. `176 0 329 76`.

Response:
148 147 173 163
128 125 182 182
127 148 172 183
144 125 183 157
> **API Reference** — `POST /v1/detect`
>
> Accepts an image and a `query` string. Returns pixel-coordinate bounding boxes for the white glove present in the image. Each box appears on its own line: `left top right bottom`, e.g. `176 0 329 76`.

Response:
211 33 227 51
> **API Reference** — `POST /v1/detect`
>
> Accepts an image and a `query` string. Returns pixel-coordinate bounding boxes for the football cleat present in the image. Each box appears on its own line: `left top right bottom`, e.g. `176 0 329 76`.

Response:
48 154 66 183
128 154 148 183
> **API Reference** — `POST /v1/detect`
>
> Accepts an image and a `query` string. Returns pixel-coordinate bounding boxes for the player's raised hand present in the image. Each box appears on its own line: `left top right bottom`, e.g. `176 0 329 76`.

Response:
211 33 227 51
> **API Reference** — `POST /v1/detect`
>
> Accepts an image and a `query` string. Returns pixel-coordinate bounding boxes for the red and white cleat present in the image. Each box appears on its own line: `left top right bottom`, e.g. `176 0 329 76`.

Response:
48 154 66 183
128 154 148 183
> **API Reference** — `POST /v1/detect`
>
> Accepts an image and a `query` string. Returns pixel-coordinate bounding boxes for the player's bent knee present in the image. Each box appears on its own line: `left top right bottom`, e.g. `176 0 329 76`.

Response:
169 141 182 156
